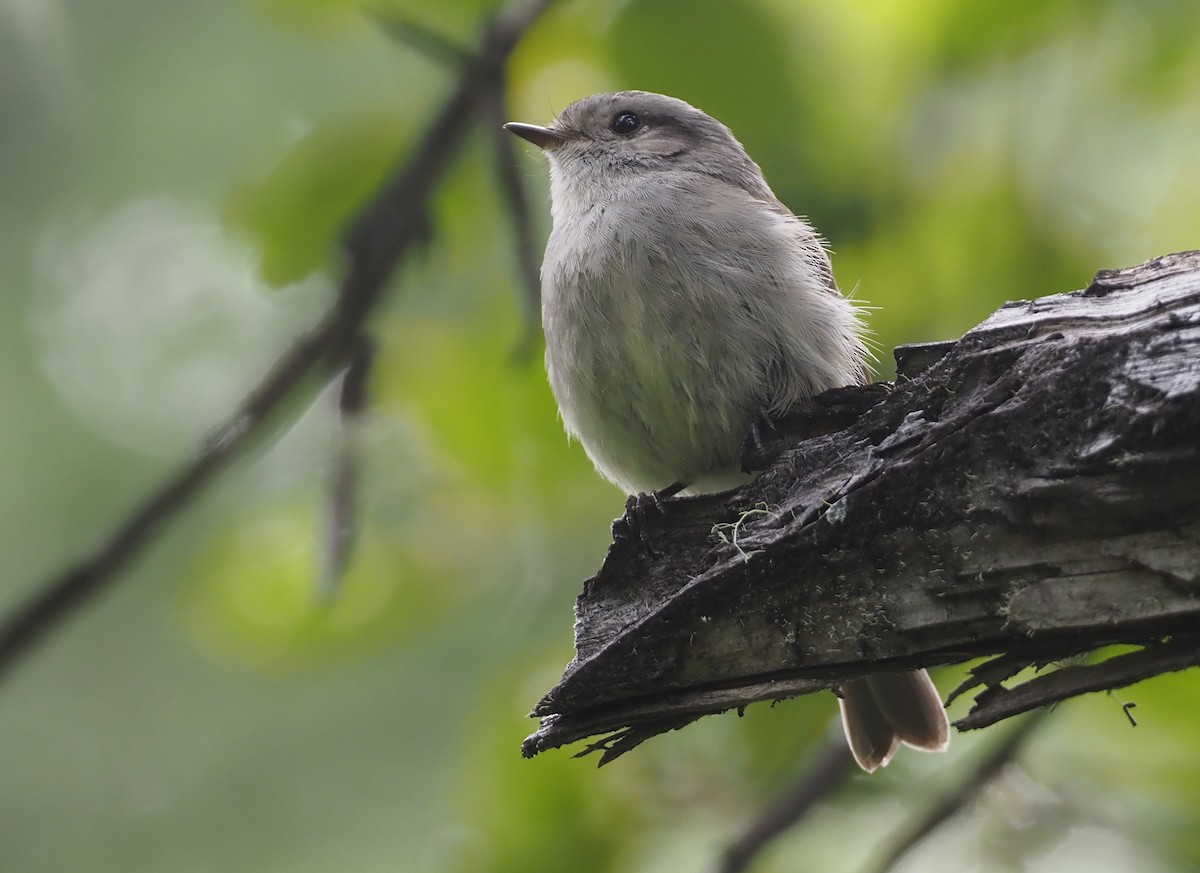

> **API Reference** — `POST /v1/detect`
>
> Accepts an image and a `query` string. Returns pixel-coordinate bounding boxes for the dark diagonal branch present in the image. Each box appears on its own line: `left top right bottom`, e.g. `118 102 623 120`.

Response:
481 76 544 357
718 732 856 873
371 13 473 70
865 709 1051 873
0 0 557 681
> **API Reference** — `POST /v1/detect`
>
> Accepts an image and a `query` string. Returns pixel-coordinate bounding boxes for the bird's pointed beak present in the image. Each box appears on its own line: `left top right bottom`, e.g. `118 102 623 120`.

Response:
503 122 568 150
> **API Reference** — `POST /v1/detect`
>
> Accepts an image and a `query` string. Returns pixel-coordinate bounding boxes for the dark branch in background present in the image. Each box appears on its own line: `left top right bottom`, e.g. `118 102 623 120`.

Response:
0 0 558 680
715 712 1052 873
717 707 1051 873
320 333 377 599
718 732 856 873
481 76 544 358
717 678 1055 873
374 12 544 351
865 709 1051 873
371 12 473 70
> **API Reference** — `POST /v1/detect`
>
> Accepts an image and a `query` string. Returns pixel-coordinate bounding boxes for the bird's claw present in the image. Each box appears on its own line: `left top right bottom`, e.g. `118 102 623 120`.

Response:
612 482 685 557
740 408 777 474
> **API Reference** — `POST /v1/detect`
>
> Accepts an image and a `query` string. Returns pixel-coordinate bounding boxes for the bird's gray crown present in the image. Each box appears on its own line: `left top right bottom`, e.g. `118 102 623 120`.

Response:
544 91 777 204
553 91 733 145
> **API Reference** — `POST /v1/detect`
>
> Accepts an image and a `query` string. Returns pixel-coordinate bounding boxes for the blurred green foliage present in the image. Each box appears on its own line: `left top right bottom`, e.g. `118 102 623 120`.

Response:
2 0 1200 872
224 107 411 286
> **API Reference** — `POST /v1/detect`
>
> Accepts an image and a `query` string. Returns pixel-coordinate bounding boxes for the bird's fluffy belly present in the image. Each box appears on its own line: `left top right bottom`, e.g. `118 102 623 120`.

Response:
544 273 759 496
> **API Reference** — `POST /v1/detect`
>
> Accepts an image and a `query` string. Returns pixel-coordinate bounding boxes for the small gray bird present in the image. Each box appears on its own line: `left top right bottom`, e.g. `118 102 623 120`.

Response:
505 91 949 772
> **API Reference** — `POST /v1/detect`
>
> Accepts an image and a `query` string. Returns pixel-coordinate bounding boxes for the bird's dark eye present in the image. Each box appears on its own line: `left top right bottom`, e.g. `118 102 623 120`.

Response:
611 112 640 135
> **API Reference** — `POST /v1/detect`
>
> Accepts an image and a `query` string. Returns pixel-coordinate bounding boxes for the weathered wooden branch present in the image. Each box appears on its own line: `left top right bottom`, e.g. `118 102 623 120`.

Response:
524 250 1200 763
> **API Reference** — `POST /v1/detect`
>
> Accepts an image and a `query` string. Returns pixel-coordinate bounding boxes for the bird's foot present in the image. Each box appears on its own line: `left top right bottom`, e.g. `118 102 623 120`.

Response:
612 482 686 557
740 408 777 474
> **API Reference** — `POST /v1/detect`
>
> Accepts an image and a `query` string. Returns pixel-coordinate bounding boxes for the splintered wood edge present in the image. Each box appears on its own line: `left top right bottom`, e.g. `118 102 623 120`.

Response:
954 636 1200 729
523 674 831 758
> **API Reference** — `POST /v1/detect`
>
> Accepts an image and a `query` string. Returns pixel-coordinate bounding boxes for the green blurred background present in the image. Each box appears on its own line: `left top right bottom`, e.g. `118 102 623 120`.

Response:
3 0 1200 871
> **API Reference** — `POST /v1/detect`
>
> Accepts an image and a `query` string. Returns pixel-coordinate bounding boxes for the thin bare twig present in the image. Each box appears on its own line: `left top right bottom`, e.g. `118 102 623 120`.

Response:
481 76 544 358
370 12 471 70
320 333 377 598
718 731 856 873
0 0 559 681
